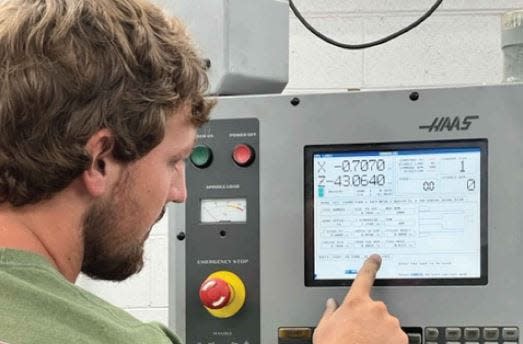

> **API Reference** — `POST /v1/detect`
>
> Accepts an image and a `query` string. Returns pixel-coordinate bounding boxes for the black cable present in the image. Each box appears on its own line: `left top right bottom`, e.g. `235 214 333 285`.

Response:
289 0 444 50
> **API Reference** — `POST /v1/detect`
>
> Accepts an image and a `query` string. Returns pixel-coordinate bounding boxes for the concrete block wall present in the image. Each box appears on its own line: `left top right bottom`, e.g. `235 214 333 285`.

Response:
77 0 523 327
288 0 523 92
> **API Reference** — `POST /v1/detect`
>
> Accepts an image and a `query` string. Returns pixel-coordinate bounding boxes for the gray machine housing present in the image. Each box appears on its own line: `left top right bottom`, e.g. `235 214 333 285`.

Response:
172 0 289 95
169 84 523 343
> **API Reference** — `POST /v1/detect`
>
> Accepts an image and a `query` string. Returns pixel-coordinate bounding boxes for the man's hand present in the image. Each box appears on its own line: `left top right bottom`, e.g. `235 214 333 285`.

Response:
313 255 408 344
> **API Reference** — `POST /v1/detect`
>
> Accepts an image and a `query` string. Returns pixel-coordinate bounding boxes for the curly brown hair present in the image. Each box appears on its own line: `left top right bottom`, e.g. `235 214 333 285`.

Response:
0 0 214 207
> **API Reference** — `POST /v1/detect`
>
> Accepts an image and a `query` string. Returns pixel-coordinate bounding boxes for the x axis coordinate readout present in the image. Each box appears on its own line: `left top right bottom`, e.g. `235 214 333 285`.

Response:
313 147 482 281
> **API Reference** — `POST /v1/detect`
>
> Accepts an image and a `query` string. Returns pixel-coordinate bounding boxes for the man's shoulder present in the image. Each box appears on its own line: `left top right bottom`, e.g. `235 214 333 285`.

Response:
0 260 178 344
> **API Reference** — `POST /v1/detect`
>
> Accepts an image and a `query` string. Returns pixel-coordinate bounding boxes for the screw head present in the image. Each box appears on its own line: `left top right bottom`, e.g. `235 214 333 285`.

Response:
203 59 211 70
176 232 186 241
409 92 420 101
290 97 300 106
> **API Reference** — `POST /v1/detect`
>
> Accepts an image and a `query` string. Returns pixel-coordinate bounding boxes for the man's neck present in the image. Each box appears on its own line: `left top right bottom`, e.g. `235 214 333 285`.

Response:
0 191 87 283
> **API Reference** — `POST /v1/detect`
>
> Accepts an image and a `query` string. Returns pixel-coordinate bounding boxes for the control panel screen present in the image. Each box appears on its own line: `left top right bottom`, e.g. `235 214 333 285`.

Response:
304 140 487 286
201 198 247 224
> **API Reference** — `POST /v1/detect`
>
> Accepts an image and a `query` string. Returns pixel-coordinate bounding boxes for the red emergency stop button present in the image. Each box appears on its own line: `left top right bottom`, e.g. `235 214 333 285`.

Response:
199 278 232 309
200 271 246 318
232 143 255 167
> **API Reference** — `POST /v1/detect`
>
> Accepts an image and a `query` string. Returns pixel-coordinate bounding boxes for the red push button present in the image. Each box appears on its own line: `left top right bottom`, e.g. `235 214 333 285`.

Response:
232 144 255 167
199 278 232 309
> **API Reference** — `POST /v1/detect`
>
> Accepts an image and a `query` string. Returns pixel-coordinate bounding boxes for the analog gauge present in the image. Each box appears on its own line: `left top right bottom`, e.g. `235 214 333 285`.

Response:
200 198 247 223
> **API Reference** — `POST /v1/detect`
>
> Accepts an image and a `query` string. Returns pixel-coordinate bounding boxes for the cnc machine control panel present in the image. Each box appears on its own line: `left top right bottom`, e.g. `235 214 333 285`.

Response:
173 119 260 344
170 84 523 344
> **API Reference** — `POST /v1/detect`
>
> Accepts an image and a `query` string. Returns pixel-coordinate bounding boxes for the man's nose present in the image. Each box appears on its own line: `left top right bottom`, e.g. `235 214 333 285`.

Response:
169 165 187 203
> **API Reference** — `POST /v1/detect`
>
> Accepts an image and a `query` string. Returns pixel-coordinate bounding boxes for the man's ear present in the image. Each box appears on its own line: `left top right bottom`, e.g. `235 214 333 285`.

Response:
82 129 118 198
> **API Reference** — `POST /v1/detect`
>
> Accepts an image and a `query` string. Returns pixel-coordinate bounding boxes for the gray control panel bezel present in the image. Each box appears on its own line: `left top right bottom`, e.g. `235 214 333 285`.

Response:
170 84 523 344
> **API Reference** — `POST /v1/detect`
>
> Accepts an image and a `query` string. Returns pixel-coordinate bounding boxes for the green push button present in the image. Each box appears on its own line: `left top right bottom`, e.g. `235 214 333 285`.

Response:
190 145 213 168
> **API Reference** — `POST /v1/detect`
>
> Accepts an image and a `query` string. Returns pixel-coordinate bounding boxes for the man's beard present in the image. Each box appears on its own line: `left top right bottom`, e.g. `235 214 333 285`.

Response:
80 178 146 281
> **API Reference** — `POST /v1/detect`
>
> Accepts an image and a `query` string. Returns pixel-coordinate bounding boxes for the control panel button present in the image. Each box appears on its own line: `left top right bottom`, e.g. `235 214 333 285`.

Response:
190 145 213 168
502 327 519 340
199 271 246 318
278 327 313 340
464 328 480 340
446 328 462 340
199 278 232 309
483 328 500 340
232 144 255 167
425 328 439 340
407 333 421 344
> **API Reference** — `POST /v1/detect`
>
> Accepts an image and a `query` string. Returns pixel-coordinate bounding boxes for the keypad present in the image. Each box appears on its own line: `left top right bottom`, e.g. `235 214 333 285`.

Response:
279 325 519 344
422 326 519 343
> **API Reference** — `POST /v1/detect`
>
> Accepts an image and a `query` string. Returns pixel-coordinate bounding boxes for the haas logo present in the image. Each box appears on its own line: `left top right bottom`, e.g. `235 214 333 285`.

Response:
419 115 479 132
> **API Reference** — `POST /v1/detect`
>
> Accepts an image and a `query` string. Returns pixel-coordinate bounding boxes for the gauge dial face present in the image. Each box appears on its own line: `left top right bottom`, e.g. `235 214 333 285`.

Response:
200 198 247 223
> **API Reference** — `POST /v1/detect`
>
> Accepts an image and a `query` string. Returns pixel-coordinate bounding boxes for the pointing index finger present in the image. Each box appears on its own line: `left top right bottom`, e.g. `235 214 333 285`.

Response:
346 254 382 301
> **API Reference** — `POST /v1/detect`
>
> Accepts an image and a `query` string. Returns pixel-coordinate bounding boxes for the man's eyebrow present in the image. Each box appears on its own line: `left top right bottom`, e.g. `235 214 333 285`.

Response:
185 137 198 157
170 137 198 162
175 145 195 161
186 139 198 156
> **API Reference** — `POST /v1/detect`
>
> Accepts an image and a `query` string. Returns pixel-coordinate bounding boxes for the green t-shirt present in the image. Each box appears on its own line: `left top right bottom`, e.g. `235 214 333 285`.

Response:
0 248 181 344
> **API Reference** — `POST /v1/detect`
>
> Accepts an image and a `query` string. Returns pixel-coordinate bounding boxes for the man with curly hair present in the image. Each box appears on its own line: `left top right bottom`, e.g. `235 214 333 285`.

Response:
0 1 407 343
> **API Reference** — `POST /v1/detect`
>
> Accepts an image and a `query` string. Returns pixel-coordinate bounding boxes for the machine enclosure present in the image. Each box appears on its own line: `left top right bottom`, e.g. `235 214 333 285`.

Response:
170 84 523 343
169 0 289 95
